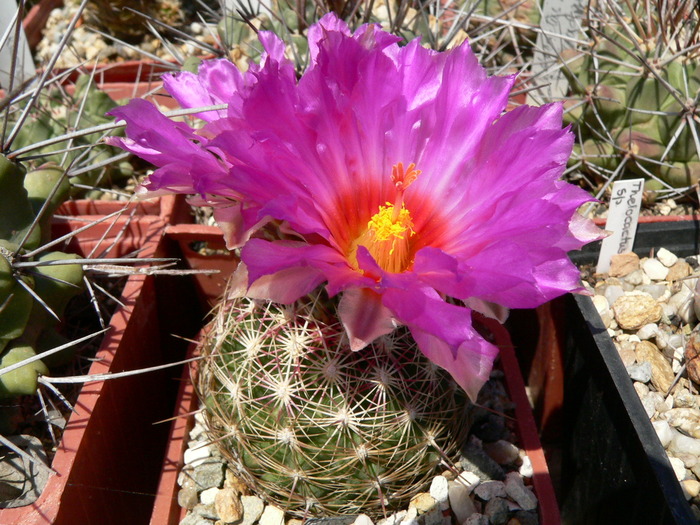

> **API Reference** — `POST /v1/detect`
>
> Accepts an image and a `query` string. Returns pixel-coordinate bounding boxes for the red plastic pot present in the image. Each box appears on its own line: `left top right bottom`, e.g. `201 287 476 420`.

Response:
150 226 561 525
0 211 201 524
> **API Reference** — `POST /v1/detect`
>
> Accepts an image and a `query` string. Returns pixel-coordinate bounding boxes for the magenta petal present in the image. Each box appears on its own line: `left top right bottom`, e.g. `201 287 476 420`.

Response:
338 288 397 351
381 286 499 399
410 328 497 402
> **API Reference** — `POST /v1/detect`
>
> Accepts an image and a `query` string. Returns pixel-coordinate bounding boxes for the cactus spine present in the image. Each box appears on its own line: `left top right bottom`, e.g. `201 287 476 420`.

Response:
198 290 471 518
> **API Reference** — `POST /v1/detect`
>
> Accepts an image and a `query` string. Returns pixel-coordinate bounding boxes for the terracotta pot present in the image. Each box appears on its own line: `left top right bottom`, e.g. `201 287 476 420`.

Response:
151 227 561 524
0 213 201 524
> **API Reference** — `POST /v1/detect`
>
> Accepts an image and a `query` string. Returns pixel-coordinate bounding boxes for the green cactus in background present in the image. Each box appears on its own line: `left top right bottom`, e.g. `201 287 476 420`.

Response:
78 0 186 43
561 0 700 198
10 74 134 197
198 291 471 518
0 156 84 398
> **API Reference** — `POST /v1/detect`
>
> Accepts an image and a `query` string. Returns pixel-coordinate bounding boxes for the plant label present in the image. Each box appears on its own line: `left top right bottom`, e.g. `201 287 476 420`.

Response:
596 179 644 274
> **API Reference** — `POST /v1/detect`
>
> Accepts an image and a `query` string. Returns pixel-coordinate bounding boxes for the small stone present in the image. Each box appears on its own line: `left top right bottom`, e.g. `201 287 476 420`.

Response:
667 260 692 281
473 480 507 501
670 457 687 481
685 332 700 386
504 473 538 511
657 248 679 267
669 280 698 324
191 503 219 520
617 342 637 367
604 284 625 306
508 510 540 525
483 497 509 525
625 269 645 286
483 440 520 466
448 480 477 523
460 442 505 481
627 362 652 383
178 487 199 510
677 452 697 469
518 456 533 478
609 252 640 277
642 258 670 280
664 408 700 439
400 507 418 525
635 341 675 393
287 520 303 525
613 294 662 330
637 284 668 300
409 493 436 513
352 515 374 525
637 323 659 340
682 480 700 500
456 470 481 490
464 514 489 525
259 505 285 525
634 381 650 399
179 512 216 525
674 389 696 408
214 488 243 523
201 487 219 506
378 511 407 525
240 495 265 525
670 432 700 457
184 445 211 466
224 469 250 495
429 476 450 510
195 460 226 491
653 420 676 448
421 506 444 525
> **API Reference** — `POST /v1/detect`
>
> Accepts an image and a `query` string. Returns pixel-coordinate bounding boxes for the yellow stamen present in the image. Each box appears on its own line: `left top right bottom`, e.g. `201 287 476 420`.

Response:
349 162 420 274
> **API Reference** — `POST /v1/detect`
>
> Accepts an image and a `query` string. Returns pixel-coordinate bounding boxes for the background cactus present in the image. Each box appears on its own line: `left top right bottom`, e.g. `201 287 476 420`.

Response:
9 74 135 198
198 291 472 518
561 0 700 200
0 157 84 399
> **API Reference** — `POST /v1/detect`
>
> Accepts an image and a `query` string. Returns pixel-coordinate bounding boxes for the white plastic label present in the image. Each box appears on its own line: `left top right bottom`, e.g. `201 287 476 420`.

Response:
596 179 644 274
529 0 586 103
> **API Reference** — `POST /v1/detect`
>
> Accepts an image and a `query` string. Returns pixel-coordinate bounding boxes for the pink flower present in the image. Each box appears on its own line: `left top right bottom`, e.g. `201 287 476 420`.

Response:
108 14 601 400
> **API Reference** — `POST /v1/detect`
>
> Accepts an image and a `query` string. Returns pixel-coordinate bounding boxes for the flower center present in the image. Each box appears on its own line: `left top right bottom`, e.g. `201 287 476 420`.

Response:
349 162 420 274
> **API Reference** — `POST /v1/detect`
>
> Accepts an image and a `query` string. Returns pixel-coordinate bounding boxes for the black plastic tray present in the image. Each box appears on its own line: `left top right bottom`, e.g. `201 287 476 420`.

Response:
556 218 699 523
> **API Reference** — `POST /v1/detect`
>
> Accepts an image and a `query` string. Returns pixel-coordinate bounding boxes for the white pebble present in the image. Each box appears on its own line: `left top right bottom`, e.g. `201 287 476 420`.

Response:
429 476 450 510
456 470 481 490
637 323 659 340
184 445 211 466
200 487 219 505
519 455 534 478
657 248 679 267
643 259 669 280
670 457 687 481
353 514 374 525
259 505 285 525
448 481 477 524
653 420 675 448
399 507 418 525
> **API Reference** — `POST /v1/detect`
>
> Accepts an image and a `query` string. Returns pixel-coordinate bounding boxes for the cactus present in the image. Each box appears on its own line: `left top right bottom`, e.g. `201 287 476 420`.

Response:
561 0 700 198
79 0 187 43
0 156 84 398
198 290 471 518
10 74 134 197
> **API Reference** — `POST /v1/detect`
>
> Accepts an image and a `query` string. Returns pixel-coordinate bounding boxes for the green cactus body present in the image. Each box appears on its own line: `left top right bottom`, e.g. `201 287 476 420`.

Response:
563 1 700 193
0 156 41 250
199 291 471 518
0 344 49 398
24 165 70 245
